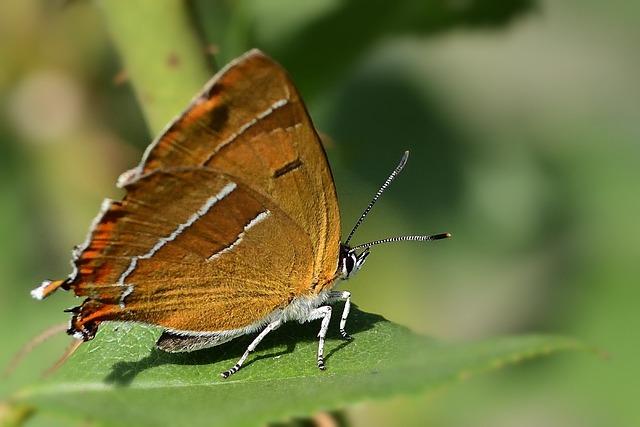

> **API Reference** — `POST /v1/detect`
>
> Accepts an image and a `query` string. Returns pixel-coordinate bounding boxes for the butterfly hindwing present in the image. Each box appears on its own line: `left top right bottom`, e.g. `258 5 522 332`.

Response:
155 330 238 353
66 168 315 337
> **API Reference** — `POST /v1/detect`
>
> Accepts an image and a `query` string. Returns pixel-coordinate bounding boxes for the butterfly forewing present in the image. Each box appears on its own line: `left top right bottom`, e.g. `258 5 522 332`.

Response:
125 49 340 289
41 49 341 340
133 51 295 175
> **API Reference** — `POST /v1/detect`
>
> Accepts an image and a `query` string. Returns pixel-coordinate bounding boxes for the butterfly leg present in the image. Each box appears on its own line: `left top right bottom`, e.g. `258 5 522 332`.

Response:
220 319 282 379
328 290 352 340
306 305 332 370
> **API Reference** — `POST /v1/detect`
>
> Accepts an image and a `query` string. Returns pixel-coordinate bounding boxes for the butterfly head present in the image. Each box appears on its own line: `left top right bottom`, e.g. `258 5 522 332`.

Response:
339 244 370 280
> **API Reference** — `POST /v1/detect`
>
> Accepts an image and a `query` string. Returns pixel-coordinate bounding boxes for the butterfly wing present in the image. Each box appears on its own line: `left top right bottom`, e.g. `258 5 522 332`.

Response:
63 167 315 338
121 49 340 289
35 50 342 339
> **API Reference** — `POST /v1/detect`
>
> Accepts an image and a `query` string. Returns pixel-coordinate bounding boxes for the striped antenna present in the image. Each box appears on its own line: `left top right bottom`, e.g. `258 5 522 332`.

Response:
350 232 451 252
344 151 410 246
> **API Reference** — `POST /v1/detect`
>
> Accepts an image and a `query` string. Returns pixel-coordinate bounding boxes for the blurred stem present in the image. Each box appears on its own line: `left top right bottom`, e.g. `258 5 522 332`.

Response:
97 0 212 135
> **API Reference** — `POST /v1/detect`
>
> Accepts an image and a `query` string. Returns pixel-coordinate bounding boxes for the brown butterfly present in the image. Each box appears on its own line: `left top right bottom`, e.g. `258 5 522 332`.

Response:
31 49 450 379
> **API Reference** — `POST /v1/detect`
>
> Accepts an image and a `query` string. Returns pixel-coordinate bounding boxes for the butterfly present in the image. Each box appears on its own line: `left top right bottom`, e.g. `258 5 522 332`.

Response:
31 49 450 379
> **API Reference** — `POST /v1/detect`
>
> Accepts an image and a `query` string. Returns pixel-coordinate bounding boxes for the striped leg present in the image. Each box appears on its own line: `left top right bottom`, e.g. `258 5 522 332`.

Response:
220 319 281 379
306 305 332 370
328 290 352 340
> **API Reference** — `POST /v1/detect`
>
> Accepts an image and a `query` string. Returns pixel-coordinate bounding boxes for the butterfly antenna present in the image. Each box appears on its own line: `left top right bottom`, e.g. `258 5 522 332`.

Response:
43 338 83 378
3 322 68 378
344 151 410 246
350 232 451 252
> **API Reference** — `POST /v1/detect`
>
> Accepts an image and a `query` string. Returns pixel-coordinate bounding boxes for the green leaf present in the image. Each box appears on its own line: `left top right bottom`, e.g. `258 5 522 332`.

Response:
10 308 581 427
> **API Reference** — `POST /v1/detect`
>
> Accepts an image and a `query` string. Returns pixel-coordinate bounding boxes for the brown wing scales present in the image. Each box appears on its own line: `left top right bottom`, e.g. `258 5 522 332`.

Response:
65 168 314 338
124 50 340 288
38 50 341 340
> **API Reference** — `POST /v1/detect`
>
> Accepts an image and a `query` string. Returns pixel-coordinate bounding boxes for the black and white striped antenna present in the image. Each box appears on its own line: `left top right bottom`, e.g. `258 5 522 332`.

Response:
350 232 451 251
344 151 409 246
344 150 451 249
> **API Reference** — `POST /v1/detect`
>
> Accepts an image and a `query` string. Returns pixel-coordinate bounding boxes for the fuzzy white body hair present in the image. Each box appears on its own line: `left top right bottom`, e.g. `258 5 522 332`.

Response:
162 290 333 351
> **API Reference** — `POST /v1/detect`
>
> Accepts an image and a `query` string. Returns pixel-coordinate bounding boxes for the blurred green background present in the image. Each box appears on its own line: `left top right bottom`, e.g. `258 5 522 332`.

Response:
1 0 638 426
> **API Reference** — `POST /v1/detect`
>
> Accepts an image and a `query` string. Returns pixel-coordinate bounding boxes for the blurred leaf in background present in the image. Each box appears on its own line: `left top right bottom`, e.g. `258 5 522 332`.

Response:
1 0 639 426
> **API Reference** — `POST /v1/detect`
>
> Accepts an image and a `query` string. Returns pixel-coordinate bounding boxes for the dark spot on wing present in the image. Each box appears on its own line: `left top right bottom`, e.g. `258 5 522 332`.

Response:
273 158 303 178
209 103 230 132
206 83 224 99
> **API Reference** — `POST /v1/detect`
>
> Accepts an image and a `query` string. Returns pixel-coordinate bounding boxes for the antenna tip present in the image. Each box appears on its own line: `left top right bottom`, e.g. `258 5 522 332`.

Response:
397 151 410 169
433 232 452 240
